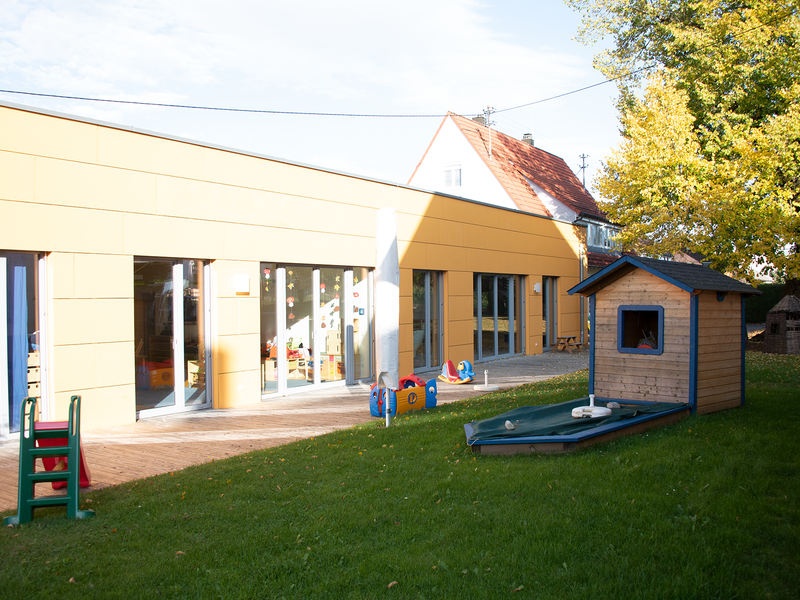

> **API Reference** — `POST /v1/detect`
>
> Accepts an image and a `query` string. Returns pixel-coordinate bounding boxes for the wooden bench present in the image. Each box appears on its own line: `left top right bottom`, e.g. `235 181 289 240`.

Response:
556 336 581 354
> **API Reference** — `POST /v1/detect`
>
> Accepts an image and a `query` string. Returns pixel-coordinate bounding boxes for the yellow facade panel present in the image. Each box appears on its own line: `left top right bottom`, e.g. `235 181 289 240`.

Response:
216 333 260 375
462 223 486 249
398 240 428 269
54 386 135 430
53 298 133 346
36 157 158 214
399 268 413 297
0 150 34 201
446 270 473 296
74 253 133 299
447 344 473 363
0 107 97 163
448 322 474 349
426 244 467 272
214 297 243 337
397 213 439 245
448 294 474 323
399 299 413 332
50 252 75 299
52 343 97 392
0 201 125 254
123 212 224 259
98 127 206 180
396 189 440 218
438 220 464 247
216 370 260 409
96 341 136 388
156 176 261 223
399 323 413 353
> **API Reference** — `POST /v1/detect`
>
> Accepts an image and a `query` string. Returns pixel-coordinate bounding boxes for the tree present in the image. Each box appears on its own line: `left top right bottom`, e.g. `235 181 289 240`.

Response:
567 0 800 288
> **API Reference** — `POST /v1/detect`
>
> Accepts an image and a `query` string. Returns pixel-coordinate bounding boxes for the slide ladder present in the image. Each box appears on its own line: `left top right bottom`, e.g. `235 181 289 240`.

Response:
4 395 94 525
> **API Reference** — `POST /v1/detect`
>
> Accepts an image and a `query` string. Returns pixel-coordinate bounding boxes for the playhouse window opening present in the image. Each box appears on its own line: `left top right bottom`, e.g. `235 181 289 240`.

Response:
618 305 664 355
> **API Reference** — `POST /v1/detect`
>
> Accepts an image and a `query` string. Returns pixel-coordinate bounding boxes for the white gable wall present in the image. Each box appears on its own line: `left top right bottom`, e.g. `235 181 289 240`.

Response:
524 176 577 223
409 117 518 211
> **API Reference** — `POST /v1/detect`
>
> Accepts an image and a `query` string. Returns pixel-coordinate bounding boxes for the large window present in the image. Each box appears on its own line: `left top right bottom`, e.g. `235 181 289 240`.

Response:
474 274 524 362
260 264 373 397
617 305 664 355
413 271 442 370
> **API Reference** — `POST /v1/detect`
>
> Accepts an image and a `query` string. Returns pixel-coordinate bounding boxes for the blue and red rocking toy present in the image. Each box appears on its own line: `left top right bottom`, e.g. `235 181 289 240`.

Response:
369 359 474 418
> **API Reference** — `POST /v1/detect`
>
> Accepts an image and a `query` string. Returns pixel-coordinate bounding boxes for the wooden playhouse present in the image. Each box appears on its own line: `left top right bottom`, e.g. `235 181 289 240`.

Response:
568 256 761 415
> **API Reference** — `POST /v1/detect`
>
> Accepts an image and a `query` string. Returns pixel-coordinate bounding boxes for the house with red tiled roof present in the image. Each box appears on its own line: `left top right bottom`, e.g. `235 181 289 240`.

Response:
408 112 621 274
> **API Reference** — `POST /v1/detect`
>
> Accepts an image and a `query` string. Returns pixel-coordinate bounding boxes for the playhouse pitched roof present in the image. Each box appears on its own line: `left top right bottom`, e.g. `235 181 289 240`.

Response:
567 255 761 297
768 295 800 314
419 112 606 220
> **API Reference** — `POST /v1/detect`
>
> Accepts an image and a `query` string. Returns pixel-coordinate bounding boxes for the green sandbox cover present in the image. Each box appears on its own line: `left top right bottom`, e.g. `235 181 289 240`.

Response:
467 397 688 443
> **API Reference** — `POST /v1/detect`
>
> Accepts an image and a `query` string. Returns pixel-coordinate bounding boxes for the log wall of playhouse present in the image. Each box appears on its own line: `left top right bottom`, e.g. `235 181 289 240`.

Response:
569 256 760 415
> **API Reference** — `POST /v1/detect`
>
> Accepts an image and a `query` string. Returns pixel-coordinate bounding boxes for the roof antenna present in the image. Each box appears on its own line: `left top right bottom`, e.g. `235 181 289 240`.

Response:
578 153 589 189
483 106 496 159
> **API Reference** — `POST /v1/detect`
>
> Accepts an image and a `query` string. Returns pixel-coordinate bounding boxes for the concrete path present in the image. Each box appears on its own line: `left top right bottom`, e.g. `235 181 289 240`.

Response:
0 349 588 513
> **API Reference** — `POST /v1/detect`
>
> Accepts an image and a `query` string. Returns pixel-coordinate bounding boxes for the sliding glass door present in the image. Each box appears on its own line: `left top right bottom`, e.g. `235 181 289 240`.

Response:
1 252 45 438
134 258 211 416
542 276 558 350
413 270 442 370
474 273 524 362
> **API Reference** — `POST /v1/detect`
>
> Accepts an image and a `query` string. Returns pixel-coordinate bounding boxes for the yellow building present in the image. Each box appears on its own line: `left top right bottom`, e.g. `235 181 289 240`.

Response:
0 100 586 435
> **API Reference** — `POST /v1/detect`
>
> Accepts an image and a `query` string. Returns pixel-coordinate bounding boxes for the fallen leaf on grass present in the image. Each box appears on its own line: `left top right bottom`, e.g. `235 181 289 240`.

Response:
512 585 524 592
387 581 398 588
69 577 76 583
176 551 185 555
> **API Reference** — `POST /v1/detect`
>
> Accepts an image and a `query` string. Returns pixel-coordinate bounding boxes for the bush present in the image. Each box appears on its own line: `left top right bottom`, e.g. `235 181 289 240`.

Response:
745 283 785 323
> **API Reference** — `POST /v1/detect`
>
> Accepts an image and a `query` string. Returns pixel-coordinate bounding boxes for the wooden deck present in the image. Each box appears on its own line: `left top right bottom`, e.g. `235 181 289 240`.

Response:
0 350 589 513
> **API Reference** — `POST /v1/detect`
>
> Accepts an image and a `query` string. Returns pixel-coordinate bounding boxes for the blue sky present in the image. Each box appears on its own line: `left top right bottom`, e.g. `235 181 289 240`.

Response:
0 0 621 193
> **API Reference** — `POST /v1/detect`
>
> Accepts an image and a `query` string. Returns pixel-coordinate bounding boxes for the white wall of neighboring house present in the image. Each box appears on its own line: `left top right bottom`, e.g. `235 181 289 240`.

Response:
524 176 577 223
409 117 518 210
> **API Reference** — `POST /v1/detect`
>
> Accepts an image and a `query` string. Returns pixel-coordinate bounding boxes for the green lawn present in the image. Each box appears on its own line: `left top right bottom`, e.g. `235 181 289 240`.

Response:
2 353 799 599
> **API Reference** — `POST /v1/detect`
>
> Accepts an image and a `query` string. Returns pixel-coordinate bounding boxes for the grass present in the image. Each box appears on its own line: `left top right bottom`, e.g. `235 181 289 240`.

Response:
2 353 799 599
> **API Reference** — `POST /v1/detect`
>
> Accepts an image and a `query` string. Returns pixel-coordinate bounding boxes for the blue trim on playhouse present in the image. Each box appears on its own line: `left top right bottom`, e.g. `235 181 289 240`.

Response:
689 293 699 414
741 295 746 407
616 304 665 355
588 294 596 397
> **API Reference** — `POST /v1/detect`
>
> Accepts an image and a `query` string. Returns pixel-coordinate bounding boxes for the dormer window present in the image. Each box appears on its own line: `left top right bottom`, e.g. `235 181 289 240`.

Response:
444 164 461 188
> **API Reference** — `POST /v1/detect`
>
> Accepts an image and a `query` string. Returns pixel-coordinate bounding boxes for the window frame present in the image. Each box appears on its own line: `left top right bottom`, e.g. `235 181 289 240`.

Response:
616 304 664 355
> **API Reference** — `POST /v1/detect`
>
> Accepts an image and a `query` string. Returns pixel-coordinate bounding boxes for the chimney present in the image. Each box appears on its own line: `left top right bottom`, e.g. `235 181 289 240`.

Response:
522 133 534 146
472 115 485 126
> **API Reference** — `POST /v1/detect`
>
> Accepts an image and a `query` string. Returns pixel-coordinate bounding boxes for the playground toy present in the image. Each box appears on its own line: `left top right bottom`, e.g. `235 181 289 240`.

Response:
370 377 438 418
4 395 94 525
571 394 612 419
438 360 474 384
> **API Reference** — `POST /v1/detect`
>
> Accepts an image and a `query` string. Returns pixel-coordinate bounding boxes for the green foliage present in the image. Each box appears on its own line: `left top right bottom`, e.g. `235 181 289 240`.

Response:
567 0 800 281
1 362 798 598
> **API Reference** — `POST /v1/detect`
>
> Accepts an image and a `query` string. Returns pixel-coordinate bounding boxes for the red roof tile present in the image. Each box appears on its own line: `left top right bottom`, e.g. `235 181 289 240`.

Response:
443 112 605 220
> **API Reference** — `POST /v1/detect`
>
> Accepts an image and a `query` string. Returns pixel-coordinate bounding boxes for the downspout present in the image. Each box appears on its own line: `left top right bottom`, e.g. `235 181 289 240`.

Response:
580 246 585 346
